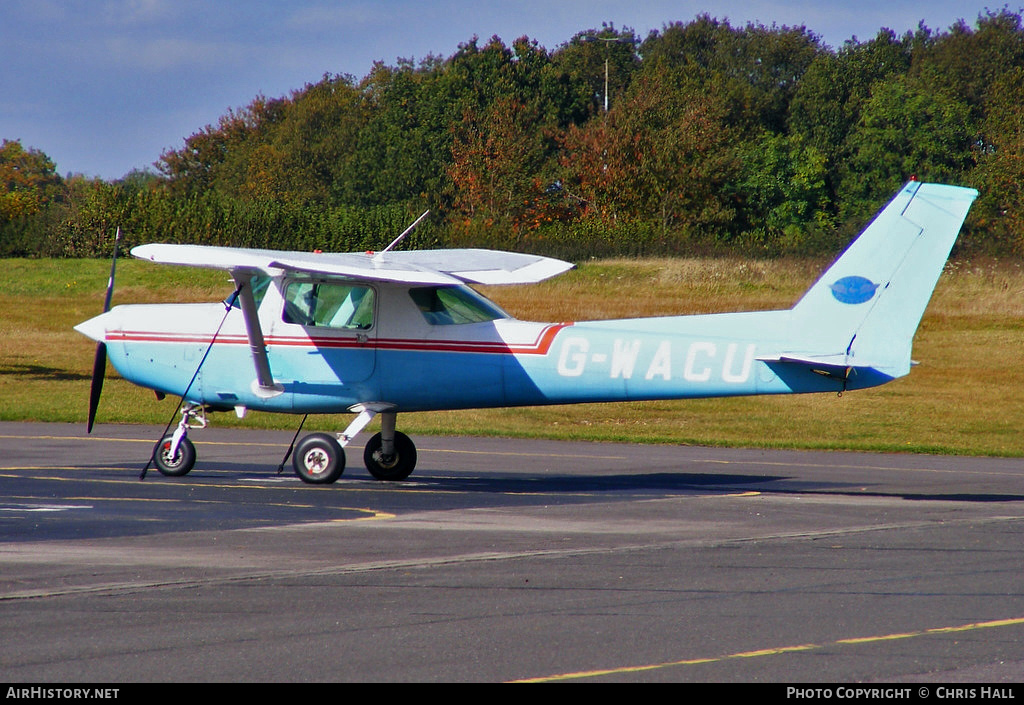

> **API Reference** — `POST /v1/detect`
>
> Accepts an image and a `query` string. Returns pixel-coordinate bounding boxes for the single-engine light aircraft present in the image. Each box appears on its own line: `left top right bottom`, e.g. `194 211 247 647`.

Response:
75 181 977 483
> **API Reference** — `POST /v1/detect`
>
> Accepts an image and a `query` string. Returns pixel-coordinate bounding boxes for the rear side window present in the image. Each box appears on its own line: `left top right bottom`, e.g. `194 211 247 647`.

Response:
409 286 508 325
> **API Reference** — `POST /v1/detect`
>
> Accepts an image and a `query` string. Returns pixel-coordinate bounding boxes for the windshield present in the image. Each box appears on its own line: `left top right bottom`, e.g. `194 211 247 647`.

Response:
226 274 271 310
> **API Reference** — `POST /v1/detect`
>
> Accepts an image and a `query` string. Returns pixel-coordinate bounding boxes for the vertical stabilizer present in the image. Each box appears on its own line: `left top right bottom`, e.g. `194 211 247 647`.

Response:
786 181 978 378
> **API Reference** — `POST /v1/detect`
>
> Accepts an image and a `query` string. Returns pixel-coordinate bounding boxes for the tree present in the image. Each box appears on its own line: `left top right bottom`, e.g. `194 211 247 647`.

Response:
558 66 738 242
156 95 287 198
0 139 63 222
969 66 1024 254
788 28 913 179
911 9 1024 119
641 17 823 135
248 74 363 204
341 59 445 209
448 97 550 235
35 17 1023 258
738 132 833 250
838 75 974 222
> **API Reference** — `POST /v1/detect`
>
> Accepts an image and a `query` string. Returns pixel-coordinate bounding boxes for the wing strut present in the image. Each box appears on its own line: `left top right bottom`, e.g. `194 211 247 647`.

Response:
231 269 283 398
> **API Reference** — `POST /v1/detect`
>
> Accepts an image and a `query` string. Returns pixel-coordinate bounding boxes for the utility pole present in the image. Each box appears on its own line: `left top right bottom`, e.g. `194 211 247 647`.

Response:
582 33 630 113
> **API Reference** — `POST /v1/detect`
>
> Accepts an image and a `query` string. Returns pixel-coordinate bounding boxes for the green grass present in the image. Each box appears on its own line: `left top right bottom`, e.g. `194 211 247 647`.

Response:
2 256 1022 456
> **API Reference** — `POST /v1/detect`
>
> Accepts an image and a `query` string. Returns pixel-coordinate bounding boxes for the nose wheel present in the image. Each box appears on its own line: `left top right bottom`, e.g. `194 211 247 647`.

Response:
153 435 196 477
150 404 205 477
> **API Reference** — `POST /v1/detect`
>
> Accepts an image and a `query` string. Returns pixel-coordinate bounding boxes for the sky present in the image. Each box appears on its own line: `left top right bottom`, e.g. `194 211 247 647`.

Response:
0 0 998 180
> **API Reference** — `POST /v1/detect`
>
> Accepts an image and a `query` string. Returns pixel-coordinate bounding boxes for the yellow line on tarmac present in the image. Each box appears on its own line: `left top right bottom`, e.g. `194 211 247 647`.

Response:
0 468 763 503
0 433 283 447
419 446 627 460
0 433 628 459
1 491 392 521
513 616 1024 682
0 469 256 486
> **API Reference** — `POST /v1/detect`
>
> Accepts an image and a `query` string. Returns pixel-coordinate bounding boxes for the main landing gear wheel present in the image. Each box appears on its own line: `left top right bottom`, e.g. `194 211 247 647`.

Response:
153 435 196 477
363 431 417 481
293 432 345 484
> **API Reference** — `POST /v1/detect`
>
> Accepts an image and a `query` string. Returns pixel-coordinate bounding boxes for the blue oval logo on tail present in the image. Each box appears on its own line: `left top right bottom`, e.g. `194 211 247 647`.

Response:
830 276 879 304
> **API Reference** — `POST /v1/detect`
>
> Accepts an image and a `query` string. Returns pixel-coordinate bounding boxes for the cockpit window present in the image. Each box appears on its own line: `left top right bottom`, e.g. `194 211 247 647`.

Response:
283 281 375 329
409 286 508 325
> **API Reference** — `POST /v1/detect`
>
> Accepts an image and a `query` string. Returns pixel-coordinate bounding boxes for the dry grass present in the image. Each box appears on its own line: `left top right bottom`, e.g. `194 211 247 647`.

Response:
1 256 1022 456
481 257 827 321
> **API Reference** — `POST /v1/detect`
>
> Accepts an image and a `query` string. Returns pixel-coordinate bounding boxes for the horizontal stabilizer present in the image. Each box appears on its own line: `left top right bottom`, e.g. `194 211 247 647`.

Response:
760 353 853 371
758 353 898 390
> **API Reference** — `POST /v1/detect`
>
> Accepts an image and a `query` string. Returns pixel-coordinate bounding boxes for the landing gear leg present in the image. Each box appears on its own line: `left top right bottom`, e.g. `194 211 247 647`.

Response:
287 404 418 483
363 412 417 481
152 403 205 477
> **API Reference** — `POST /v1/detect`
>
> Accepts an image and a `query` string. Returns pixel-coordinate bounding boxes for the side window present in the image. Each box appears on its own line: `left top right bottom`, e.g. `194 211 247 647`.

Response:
409 286 508 325
283 281 374 330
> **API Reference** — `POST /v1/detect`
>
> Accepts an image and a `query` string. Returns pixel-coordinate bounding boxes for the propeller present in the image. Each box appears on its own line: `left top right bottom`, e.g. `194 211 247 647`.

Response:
87 227 123 433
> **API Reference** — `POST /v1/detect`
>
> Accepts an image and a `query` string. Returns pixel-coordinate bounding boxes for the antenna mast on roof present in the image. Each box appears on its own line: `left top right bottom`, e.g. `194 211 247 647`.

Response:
377 210 430 256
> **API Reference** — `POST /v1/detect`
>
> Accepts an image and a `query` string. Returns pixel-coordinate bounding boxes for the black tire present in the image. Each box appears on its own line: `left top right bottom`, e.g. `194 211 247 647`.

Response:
293 433 345 484
153 435 196 477
363 431 416 481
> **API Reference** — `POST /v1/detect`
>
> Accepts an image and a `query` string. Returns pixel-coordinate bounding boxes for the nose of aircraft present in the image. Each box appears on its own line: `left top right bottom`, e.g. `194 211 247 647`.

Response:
74 312 112 342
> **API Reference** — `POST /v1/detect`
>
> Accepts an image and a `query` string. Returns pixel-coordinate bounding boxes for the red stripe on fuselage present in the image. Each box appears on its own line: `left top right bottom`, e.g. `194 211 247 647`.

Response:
104 322 572 355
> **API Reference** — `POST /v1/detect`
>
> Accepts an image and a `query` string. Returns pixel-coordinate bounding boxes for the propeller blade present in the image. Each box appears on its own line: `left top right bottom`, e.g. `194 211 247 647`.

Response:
87 343 106 434
102 227 123 313
87 228 123 433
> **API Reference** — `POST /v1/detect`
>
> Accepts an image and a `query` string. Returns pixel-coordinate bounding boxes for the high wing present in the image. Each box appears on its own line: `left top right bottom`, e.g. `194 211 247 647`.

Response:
131 244 574 286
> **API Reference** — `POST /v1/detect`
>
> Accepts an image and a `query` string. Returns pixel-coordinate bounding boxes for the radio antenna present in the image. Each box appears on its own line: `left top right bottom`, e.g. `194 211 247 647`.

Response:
378 210 430 256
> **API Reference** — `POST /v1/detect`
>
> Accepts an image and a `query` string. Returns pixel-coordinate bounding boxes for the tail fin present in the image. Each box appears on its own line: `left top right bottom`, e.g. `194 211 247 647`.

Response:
782 181 977 384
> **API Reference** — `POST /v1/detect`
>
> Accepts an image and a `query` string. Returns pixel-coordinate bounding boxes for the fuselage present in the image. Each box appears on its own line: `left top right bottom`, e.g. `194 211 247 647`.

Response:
75 274 871 417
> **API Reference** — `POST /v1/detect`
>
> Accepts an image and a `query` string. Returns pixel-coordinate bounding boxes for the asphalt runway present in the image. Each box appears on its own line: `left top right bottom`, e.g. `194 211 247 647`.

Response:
2 420 1024 683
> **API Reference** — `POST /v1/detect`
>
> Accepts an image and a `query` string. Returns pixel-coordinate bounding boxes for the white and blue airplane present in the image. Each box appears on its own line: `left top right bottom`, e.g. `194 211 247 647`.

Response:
75 180 977 483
